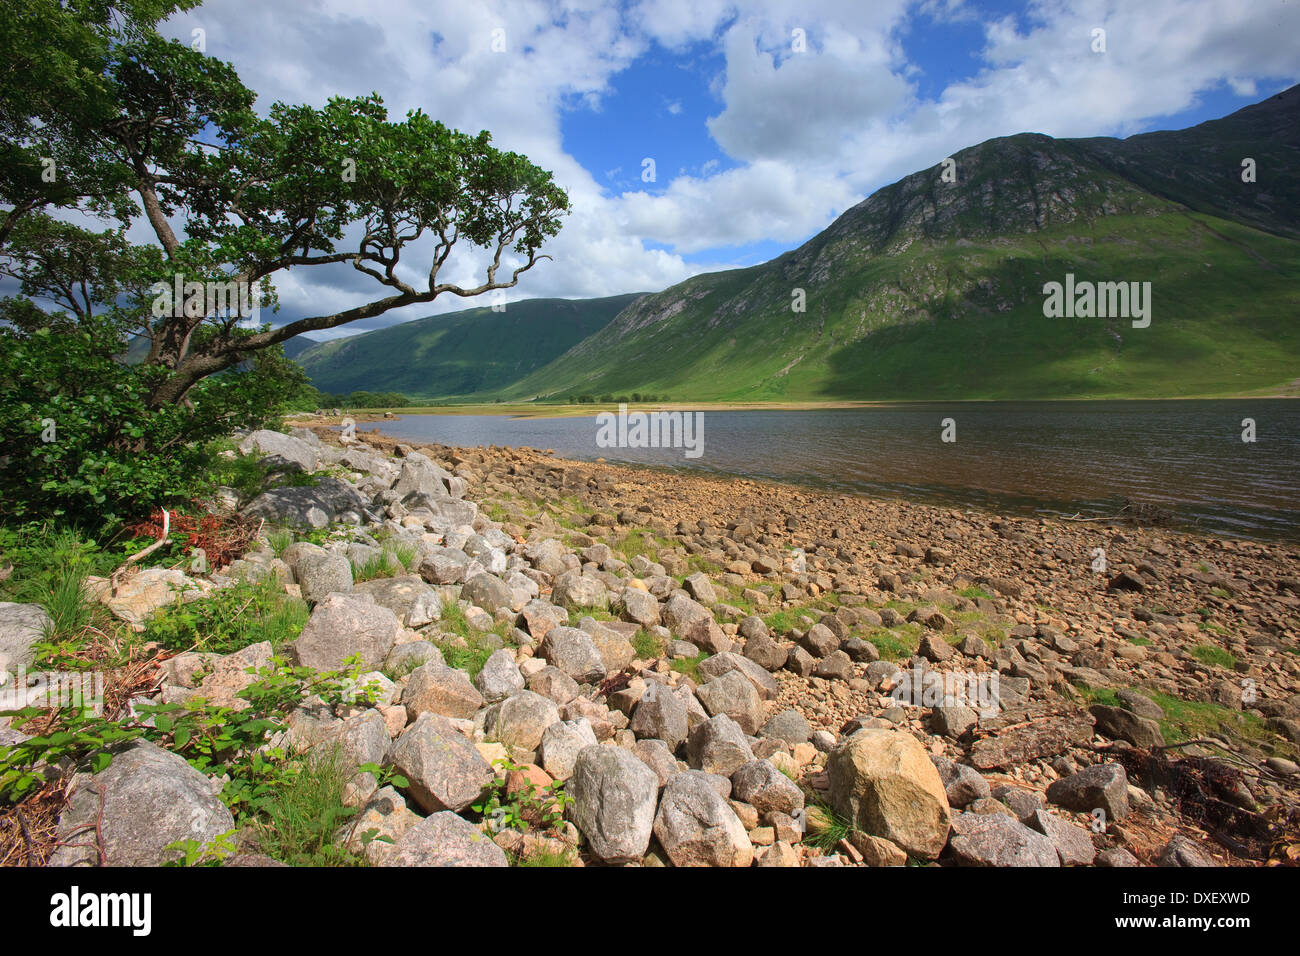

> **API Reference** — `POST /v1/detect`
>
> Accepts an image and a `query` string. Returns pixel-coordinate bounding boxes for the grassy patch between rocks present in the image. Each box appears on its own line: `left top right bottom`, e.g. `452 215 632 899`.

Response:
613 528 669 562
254 746 367 867
1145 691 1275 751
143 578 309 655
801 797 854 852
632 629 665 659
1075 683 1289 756
669 651 708 682
432 604 513 678
0 524 120 649
514 846 579 867
1191 644 1237 669
865 624 923 661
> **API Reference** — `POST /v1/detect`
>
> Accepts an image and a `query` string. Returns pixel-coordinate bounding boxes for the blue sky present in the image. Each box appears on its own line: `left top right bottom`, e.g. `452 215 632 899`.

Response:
148 0 1300 337
553 0 1294 269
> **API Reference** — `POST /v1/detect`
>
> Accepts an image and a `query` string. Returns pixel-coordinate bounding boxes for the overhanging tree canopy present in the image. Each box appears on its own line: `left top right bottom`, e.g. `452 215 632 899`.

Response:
1 0 571 408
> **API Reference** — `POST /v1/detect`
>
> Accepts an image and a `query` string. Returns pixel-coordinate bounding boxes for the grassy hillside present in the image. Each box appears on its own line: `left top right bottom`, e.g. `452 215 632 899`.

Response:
500 86 1300 402
296 293 643 400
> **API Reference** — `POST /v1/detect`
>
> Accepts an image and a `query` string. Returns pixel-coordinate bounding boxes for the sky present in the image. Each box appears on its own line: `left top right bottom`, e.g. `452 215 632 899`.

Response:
145 0 1298 339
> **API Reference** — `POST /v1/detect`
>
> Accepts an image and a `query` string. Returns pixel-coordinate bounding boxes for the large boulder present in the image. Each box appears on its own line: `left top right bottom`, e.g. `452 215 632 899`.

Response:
731 759 804 816
384 811 508 867
1026 809 1097 865
743 634 788 671
1045 763 1130 821
403 661 484 720
482 690 560 751
50 741 234 866
551 570 609 611
968 711 1094 771
1157 834 1215 867
538 718 599 780
686 714 755 776
662 593 732 654
292 594 399 672
193 641 274 710
337 786 420 864
338 786 420 865
243 478 370 530
800 622 839 658
384 641 443 676
351 575 442 628
653 771 753 867
695 669 764 735
527 665 581 706
0 602 52 672
103 568 211 628
633 738 680 789
617 589 661 628
538 627 606 684
392 453 455 500
629 685 690 751
336 447 399 484
569 745 659 863
326 708 392 771
946 812 1060 867
759 709 812 746
930 756 991 809
683 573 718 606
517 599 566 642
295 552 353 604
474 649 525 704
404 493 477 533
462 573 513 615
827 728 951 859
385 713 493 813
582 620 636 675
1089 704 1165 749
418 548 470 585
238 429 319 472
697 652 780 701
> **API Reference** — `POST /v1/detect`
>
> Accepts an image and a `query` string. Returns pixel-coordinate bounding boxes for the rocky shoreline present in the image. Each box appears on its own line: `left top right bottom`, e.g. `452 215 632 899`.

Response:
3 419 1297 867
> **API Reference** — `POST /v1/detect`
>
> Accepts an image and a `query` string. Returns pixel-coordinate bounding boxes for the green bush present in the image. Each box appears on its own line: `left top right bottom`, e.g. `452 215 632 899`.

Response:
0 321 308 525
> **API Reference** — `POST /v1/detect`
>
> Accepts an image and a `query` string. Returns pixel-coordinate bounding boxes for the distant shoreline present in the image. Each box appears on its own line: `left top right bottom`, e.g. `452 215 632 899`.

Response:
290 392 1299 425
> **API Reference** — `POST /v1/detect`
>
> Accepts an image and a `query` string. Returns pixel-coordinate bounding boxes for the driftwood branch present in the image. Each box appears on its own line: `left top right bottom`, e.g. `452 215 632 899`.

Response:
109 508 169 595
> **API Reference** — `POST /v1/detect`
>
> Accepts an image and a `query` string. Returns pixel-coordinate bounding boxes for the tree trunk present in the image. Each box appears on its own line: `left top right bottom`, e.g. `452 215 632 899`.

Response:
144 349 240 409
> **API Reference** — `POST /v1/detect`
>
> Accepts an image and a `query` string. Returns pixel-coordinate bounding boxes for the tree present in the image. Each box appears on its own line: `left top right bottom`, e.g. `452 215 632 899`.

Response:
0 0 569 521
0 0 198 248
1 0 570 410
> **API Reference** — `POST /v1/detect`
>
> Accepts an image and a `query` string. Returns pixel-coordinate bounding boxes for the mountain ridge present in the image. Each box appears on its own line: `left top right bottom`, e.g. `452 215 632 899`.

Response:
295 85 1300 402
499 84 1300 402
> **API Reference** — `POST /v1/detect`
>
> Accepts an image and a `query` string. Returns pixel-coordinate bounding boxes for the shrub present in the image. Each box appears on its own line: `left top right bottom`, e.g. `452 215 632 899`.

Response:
0 321 307 525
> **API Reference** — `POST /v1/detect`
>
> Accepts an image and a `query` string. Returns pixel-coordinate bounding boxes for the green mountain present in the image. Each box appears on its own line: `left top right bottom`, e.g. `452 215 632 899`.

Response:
295 293 643 399
500 84 1300 402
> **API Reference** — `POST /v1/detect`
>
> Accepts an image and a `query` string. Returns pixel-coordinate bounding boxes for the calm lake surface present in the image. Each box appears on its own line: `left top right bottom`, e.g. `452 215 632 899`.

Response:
363 400 1300 541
